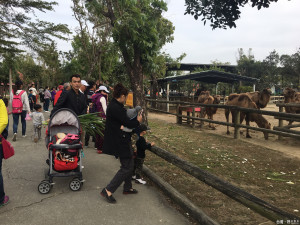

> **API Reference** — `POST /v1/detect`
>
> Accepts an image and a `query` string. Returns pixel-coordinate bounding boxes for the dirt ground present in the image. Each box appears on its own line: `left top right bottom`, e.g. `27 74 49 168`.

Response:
148 103 300 160
145 107 300 225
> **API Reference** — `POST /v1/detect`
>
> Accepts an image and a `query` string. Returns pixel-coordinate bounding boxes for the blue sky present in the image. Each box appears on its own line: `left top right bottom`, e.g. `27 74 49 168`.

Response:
36 0 300 65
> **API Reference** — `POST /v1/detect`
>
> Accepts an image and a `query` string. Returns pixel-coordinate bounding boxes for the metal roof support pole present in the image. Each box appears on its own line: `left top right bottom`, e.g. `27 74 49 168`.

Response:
215 83 218 95
231 84 234 93
253 84 256 92
167 82 170 112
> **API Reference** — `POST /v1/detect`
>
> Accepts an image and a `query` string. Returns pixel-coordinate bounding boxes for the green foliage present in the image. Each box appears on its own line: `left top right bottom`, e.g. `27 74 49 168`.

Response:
0 0 70 56
238 86 253 93
184 0 279 29
280 49 300 88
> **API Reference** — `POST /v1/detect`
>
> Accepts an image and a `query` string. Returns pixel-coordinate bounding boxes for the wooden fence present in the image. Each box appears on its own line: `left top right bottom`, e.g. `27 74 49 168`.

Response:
145 98 300 139
145 146 300 224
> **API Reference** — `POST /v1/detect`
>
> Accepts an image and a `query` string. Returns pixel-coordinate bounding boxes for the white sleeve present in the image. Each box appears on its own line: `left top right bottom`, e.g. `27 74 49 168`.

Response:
22 92 31 112
99 97 107 115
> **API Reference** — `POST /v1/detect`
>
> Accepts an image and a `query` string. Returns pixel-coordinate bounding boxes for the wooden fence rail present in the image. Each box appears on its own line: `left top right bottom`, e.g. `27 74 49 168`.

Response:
145 99 300 139
148 146 300 223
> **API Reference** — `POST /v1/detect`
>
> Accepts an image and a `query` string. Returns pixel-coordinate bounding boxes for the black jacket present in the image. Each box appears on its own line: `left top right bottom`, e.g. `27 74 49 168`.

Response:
50 88 87 117
136 136 151 159
103 98 140 158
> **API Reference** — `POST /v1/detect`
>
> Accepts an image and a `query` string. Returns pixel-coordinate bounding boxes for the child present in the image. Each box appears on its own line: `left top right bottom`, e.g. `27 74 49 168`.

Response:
122 106 142 132
28 89 34 111
30 104 45 143
133 123 155 184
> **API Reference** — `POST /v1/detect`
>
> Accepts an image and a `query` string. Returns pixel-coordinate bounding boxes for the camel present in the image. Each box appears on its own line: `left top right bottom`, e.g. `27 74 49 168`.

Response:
283 88 300 124
246 88 272 109
197 91 220 129
225 94 271 140
197 90 210 103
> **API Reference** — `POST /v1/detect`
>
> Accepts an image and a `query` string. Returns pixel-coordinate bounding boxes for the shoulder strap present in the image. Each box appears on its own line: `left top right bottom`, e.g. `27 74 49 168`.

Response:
15 90 25 96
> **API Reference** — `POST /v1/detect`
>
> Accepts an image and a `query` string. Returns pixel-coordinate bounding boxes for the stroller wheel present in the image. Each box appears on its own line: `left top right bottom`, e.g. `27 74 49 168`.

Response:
38 180 52 194
69 178 82 191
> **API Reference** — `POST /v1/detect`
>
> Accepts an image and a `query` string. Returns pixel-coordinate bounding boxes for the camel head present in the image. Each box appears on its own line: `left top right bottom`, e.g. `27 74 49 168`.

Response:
213 95 221 104
283 88 296 99
262 88 272 96
198 91 210 103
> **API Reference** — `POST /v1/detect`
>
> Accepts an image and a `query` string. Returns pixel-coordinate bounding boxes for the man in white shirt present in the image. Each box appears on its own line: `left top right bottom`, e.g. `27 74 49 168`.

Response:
29 83 38 104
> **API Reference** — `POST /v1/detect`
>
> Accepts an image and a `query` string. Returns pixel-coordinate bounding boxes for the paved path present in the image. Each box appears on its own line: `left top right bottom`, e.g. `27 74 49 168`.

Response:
0 112 191 225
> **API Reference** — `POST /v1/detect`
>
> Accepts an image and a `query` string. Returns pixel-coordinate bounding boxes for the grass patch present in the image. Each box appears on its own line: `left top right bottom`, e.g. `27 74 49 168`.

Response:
144 119 300 225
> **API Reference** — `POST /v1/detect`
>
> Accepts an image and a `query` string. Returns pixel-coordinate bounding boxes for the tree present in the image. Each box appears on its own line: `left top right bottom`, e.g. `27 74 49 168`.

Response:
0 0 70 55
261 50 280 88
184 0 279 29
85 0 174 109
280 49 300 88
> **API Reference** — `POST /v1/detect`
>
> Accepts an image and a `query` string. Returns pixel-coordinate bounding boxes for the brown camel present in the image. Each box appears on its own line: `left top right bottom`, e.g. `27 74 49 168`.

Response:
225 94 271 140
246 88 272 109
283 88 300 124
197 90 210 103
197 91 220 129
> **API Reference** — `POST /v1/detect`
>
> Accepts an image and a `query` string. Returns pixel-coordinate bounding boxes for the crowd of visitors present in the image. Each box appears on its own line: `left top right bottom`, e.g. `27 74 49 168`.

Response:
0 74 154 208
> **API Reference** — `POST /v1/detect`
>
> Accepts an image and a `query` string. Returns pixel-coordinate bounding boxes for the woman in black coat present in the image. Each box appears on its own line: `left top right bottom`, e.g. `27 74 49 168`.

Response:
101 83 142 203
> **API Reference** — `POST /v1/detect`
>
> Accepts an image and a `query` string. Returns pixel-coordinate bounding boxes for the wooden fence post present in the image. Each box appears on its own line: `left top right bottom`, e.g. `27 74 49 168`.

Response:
176 104 182 124
278 106 283 140
192 107 195 128
234 110 240 139
187 111 191 125
200 107 205 128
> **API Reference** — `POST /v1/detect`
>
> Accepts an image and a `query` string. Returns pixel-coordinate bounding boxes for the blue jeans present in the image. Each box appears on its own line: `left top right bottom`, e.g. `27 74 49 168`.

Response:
0 143 5 203
13 110 27 135
43 98 50 111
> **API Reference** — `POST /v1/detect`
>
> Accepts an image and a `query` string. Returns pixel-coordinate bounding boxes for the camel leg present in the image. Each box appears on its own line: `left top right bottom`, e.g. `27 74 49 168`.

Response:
245 114 252 138
209 114 216 130
225 108 230 135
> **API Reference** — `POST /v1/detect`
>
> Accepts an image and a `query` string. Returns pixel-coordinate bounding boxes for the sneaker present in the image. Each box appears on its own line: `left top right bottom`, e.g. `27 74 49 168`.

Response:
135 178 146 185
132 175 136 180
0 196 9 207
97 150 102 154
12 133 17 142
22 135 27 138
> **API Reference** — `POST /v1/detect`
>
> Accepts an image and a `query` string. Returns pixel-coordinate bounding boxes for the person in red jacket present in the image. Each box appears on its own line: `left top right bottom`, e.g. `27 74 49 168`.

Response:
53 83 69 106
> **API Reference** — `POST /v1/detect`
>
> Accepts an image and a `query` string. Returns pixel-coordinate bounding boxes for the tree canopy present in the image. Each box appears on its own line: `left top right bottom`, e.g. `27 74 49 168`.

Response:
184 0 279 29
0 0 70 55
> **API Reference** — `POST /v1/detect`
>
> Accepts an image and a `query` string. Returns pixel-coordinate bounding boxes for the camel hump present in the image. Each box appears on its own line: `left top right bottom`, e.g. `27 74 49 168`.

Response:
228 94 239 101
238 94 251 102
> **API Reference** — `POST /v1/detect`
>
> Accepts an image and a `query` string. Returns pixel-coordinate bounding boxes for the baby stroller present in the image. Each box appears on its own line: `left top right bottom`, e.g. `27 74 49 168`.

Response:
38 108 84 194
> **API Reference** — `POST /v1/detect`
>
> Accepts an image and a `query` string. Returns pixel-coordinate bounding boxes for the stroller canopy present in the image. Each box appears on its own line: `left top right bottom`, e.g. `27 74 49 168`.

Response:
48 108 80 136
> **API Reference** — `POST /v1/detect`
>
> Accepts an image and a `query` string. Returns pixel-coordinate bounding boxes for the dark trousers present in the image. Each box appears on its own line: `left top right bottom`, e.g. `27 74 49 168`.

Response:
13 111 27 135
134 158 145 179
0 143 5 203
84 133 95 146
43 98 50 111
106 157 134 193
29 102 34 111
32 95 36 104
95 132 104 150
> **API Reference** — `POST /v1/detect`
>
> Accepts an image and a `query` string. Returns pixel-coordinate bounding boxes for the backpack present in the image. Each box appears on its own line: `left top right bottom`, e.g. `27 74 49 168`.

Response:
90 93 102 113
12 90 25 114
